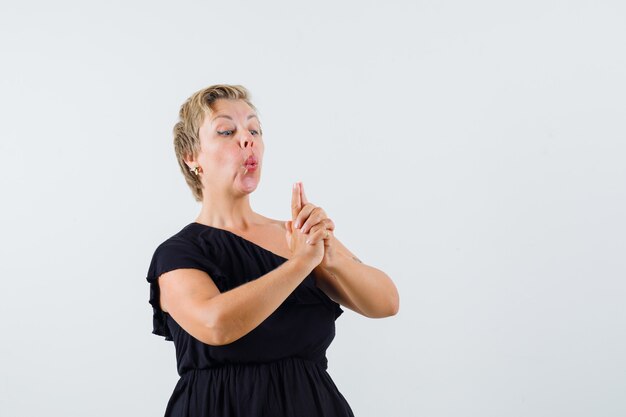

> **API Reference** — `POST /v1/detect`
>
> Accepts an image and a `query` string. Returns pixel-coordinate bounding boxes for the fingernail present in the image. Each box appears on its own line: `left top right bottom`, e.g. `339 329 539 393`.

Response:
293 183 297 190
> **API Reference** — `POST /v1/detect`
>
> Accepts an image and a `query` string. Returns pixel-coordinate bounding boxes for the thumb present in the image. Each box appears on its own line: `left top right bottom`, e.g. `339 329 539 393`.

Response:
285 221 292 237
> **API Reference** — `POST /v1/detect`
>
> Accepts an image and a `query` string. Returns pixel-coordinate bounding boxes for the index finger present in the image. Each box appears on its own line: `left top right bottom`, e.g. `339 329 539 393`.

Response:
300 181 309 206
291 182 301 221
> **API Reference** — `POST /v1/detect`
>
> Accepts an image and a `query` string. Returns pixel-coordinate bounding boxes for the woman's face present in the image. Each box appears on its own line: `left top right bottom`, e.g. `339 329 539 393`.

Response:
196 98 264 196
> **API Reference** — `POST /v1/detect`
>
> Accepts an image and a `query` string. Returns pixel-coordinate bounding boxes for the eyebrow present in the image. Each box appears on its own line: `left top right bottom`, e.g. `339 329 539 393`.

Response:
211 114 258 122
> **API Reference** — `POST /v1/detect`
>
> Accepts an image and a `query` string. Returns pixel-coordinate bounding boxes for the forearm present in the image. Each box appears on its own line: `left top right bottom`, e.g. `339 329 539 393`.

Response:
323 252 399 318
211 257 315 345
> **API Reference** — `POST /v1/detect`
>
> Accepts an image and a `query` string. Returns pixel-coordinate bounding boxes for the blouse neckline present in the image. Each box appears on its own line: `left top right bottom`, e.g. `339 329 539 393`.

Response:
189 222 289 261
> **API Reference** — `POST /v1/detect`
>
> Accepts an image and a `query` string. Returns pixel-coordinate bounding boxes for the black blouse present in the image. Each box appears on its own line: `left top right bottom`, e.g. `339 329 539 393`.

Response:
146 222 353 417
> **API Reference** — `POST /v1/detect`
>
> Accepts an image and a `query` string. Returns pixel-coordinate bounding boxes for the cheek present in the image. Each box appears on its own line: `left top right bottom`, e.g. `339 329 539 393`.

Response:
221 147 248 170
254 141 264 156
198 146 231 170
212 143 239 160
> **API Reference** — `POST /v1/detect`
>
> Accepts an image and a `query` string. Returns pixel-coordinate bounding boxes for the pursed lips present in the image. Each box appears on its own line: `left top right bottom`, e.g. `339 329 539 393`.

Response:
244 155 258 166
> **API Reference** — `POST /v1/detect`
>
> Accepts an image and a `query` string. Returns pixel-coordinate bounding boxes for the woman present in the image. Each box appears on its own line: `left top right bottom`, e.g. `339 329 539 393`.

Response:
146 84 399 417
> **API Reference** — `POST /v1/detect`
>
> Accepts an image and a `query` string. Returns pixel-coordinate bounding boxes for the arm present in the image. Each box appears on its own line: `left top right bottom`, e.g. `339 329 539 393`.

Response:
314 234 400 318
159 256 316 346
290 182 399 319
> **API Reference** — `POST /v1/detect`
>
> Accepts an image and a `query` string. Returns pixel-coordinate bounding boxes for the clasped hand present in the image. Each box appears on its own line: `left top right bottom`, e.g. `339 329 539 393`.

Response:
284 182 337 269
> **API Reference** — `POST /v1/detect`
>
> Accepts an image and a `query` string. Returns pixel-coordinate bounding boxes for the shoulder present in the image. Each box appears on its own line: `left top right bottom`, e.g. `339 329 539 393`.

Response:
153 225 200 253
148 223 210 269
147 224 225 284
256 215 288 233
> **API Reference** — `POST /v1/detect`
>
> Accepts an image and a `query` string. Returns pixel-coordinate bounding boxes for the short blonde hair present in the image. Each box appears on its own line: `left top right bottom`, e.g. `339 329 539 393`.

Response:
173 84 259 202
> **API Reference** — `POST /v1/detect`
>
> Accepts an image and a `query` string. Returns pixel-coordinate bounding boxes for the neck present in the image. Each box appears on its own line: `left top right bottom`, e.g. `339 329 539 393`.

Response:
195 189 259 232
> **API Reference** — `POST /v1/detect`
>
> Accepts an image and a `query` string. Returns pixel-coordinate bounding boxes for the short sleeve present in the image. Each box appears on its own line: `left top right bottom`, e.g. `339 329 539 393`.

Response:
146 237 223 341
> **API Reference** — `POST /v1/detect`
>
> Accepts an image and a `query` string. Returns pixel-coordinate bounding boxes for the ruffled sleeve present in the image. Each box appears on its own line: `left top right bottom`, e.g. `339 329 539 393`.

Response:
146 236 224 341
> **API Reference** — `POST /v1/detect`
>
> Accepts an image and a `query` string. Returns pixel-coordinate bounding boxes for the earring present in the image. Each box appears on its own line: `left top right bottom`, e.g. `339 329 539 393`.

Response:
191 166 200 176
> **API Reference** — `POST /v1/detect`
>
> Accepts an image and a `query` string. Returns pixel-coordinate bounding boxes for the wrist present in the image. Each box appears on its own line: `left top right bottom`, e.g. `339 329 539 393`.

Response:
289 255 318 274
322 251 350 274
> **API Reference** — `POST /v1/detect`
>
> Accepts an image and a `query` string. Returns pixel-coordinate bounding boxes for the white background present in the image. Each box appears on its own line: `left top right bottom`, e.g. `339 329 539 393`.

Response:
1 1 625 416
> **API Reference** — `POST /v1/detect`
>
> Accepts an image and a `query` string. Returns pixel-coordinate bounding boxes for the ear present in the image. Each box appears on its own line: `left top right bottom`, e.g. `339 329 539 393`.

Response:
183 153 196 171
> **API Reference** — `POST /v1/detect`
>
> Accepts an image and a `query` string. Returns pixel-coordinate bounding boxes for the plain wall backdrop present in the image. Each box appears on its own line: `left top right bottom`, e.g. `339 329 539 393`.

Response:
1 1 625 416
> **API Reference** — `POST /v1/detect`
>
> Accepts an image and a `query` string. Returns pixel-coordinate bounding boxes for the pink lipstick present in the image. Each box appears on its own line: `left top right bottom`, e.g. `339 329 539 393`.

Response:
242 154 258 174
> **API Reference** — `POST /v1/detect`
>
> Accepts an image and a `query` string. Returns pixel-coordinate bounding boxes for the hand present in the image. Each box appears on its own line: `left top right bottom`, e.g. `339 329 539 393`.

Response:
285 182 324 267
291 182 338 270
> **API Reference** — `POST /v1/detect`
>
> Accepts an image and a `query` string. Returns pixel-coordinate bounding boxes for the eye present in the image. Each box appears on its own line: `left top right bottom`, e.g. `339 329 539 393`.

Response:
217 130 233 136
250 130 260 135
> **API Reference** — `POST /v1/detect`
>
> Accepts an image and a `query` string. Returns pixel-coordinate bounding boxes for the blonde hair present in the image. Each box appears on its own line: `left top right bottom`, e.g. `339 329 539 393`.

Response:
173 84 259 202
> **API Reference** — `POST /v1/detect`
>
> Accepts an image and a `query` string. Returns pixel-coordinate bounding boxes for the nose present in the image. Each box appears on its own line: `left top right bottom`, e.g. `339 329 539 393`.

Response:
239 130 255 149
